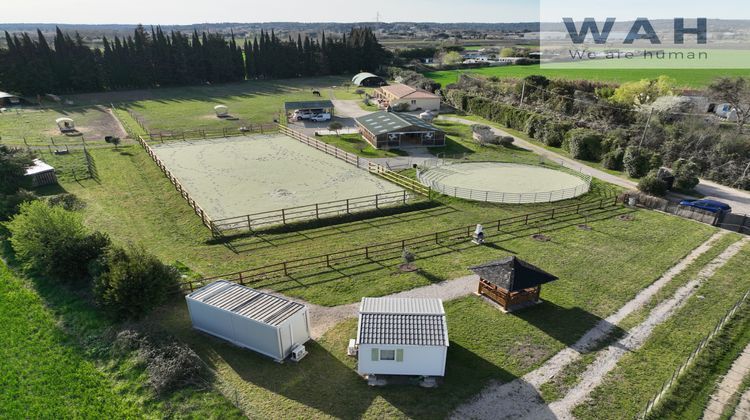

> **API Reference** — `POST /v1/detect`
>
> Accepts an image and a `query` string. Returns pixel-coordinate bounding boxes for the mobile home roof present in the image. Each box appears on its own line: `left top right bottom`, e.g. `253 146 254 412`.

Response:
187 281 305 327
358 298 449 346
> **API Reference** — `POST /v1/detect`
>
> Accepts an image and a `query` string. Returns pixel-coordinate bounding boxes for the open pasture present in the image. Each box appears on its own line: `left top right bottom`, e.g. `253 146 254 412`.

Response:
150 134 404 224
0 105 125 146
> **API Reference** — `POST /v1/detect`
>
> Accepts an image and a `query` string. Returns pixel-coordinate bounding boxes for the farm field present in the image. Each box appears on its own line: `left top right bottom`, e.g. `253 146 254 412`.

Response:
0 105 125 146
424 65 750 88
573 241 750 420
149 134 403 220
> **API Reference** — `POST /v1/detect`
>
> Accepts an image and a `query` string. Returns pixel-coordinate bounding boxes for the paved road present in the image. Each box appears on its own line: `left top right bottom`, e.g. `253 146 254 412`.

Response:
439 116 750 215
331 99 370 118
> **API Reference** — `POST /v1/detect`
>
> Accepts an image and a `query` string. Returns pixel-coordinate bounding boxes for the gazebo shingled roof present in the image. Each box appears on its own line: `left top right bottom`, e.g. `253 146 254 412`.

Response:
469 256 558 292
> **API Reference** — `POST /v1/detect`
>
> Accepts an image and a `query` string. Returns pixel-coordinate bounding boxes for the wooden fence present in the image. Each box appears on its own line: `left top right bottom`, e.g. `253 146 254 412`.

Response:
278 125 431 197
639 290 750 419
211 190 415 232
182 195 620 292
136 135 214 230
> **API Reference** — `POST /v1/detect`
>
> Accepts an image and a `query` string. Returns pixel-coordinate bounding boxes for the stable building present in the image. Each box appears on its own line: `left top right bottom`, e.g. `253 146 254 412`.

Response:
352 72 387 87
470 256 559 313
356 297 449 383
186 281 311 362
373 83 441 112
355 111 446 149
24 159 57 187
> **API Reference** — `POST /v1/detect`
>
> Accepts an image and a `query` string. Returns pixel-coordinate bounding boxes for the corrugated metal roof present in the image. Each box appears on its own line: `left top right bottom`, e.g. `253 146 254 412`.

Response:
284 100 334 111
357 298 448 346
352 72 384 85
25 159 55 176
188 281 305 327
355 111 443 136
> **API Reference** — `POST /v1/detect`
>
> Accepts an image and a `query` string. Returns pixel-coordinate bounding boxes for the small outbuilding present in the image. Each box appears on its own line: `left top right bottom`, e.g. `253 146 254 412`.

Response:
24 159 57 187
55 117 76 133
186 281 311 362
372 83 441 112
0 91 21 107
352 72 387 87
355 111 446 149
355 297 449 384
470 256 559 312
284 100 335 119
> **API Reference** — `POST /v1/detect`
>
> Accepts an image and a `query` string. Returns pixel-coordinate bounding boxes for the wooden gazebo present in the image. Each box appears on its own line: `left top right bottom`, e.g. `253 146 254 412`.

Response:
469 256 558 312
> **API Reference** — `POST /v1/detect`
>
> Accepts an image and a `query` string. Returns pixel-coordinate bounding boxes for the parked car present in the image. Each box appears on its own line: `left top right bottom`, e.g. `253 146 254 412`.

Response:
310 113 331 122
679 199 732 214
293 110 313 120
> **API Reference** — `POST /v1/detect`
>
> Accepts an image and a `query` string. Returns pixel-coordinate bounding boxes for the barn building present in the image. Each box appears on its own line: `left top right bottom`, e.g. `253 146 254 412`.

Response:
24 159 58 187
356 297 449 382
186 281 311 362
372 83 441 112
355 111 446 149
470 256 559 312
352 72 387 87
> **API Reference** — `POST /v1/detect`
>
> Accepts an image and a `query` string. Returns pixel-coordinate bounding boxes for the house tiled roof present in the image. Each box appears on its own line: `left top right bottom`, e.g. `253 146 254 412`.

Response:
187 281 306 327
469 256 558 292
357 298 449 347
355 111 443 136
378 83 439 100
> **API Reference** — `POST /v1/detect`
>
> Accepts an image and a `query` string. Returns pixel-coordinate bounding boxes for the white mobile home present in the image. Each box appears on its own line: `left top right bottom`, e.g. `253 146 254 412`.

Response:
186 281 311 362
356 297 449 378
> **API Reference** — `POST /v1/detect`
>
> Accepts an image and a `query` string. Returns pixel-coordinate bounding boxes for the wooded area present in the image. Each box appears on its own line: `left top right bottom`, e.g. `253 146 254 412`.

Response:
0 26 388 94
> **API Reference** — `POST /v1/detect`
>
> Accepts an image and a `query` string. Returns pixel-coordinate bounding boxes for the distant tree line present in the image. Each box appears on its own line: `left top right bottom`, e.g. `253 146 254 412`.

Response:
0 26 389 95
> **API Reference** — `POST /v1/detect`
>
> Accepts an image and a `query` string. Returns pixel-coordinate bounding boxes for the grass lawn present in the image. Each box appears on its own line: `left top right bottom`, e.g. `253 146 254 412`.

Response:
34 148 94 183
572 242 750 420
424 66 750 89
317 133 408 158
0 106 124 146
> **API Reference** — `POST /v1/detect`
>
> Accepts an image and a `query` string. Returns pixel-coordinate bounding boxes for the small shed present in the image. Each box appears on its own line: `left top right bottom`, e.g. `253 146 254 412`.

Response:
186 281 311 362
356 297 449 380
25 159 57 187
214 105 229 117
352 72 387 87
0 91 21 107
55 117 76 133
470 256 558 312
355 111 446 149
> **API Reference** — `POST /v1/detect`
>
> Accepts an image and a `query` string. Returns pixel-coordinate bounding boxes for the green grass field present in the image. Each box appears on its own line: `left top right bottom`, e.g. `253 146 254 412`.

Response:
0 106 125 146
424 65 750 88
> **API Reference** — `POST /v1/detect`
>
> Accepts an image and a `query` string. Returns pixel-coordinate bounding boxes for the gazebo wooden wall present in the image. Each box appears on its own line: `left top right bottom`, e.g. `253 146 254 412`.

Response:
477 278 540 311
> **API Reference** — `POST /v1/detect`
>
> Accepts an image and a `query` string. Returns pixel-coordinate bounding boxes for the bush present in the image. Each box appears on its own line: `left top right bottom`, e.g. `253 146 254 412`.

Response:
498 136 515 146
141 341 205 395
563 128 603 161
4 201 109 284
540 121 572 147
638 171 669 196
672 158 700 191
46 193 85 211
601 148 625 170
93 244 180 320
623 147 651 178
392 103 411 112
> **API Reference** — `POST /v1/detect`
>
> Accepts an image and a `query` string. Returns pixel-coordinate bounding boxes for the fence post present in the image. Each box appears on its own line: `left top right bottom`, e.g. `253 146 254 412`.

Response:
365 246 369 259
246 215 252 229
281 208 286 225
403 190 407 205
375 194 379 209
346 199 350 214
315 204 319 219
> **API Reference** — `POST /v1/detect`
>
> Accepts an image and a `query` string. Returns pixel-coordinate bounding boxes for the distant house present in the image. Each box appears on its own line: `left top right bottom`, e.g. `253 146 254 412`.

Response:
372 83 441 112
352 72 387 87
25 159 57 187
356 297 449 382
355 111 446 149
470 256 558 312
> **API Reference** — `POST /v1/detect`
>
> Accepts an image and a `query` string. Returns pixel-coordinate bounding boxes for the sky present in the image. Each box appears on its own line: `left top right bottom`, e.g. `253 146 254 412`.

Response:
1 0 748 25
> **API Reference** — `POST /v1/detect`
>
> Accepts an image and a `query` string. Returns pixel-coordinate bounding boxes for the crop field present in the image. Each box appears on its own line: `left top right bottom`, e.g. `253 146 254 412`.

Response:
0 105 125 146
424 65 750 88
150 134 404 221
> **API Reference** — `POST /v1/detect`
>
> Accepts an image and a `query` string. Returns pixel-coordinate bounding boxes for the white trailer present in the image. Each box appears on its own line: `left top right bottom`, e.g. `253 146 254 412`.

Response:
356 297 449 380
186 281 311 362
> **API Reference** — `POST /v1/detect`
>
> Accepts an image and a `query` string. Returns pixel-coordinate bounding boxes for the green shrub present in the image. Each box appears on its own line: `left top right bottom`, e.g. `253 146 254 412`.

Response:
672 159 700 191
563 128 603 161
602 148 625 170
93 244 180 320
4 201 110 284
46 193 86 211
624 147 651 178
540 121 572 147
638 171 669 196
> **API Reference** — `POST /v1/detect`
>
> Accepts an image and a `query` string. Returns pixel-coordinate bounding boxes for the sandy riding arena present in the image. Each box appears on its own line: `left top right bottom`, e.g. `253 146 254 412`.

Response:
150 135 404 221
419 162 590 204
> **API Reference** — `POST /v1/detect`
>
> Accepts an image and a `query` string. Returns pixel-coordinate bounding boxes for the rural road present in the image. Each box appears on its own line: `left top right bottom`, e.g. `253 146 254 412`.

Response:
438 116 750 215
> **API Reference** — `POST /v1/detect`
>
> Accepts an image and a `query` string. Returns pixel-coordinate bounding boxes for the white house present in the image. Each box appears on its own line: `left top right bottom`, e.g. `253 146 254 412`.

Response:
355 297 449 381
186 281 311 362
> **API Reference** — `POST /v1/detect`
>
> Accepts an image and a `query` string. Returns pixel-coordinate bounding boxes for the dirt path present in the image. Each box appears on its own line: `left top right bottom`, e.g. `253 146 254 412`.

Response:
732 388 750 419
549 237 750 419
705 342 750 420
450 231 731 419
282 274 478 339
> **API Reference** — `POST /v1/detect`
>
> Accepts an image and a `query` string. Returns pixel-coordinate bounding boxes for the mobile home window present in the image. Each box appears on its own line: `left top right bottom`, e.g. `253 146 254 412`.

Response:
411 100 417 105
380 349 396 360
